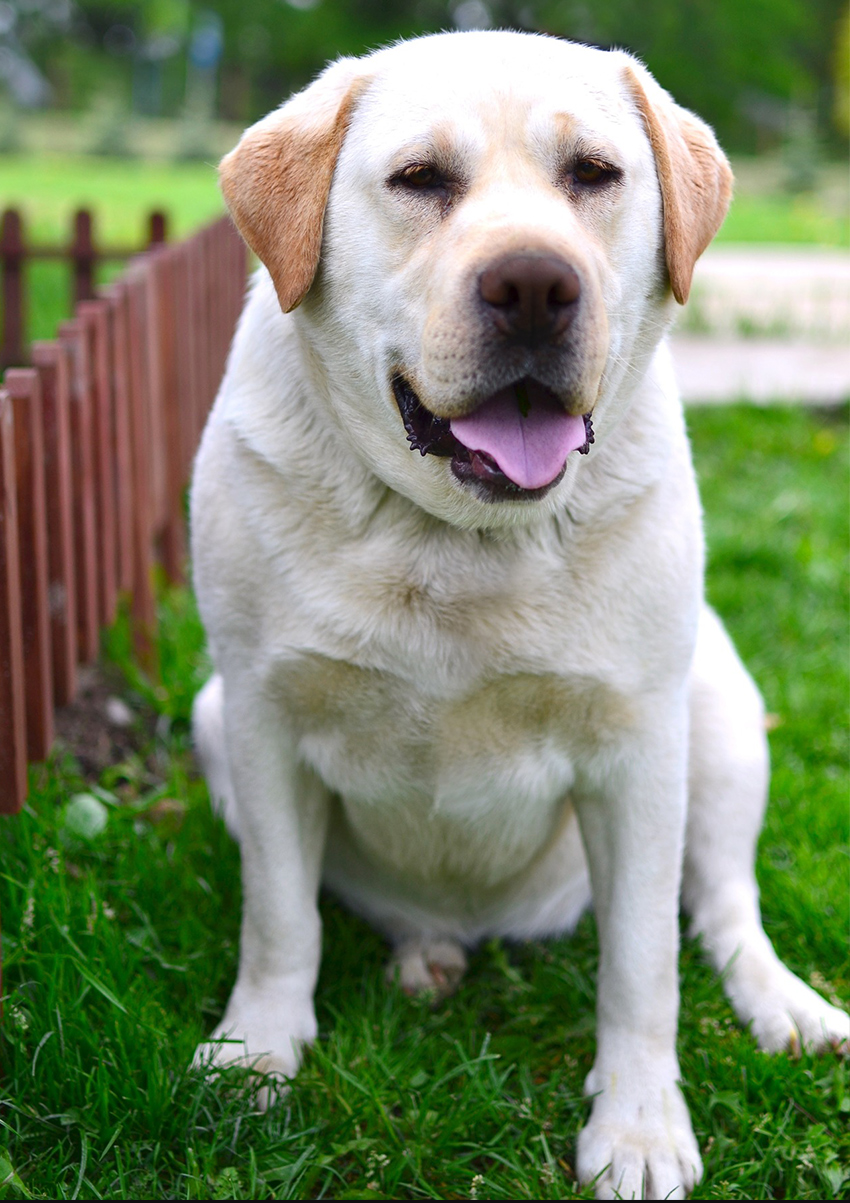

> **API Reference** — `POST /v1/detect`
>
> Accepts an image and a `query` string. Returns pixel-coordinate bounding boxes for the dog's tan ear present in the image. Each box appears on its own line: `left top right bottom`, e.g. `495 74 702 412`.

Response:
220 58 369 313
623 61 733 305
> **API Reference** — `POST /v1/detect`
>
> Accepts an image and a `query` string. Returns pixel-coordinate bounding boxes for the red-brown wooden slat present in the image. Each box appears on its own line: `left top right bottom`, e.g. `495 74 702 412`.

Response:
198 228 214 420
199 229 214 429
99 284 135 595
171 243 194 482
0 389 27 813
59 318 100 663
125 269 157 671
148 211 167 247
5 369 53 761
31 341 77 704
186 235 204 450
71 209 96 306
1 209 26 370
78 299 118 625
137 256 167 534
152 248 186 583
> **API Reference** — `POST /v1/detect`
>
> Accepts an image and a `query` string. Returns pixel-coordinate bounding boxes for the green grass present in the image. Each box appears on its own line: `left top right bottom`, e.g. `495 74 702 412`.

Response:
717 157 849 248
716 191 849 248
0 405 847 1200
0 155 224 344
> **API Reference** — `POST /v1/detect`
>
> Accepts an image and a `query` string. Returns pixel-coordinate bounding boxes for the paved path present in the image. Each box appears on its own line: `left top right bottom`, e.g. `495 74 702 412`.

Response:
671 337 850 404
670 245 850 404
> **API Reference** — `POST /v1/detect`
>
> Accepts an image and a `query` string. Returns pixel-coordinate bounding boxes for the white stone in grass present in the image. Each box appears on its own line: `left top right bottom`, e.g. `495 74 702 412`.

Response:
105 695 134 727
64 793 109 840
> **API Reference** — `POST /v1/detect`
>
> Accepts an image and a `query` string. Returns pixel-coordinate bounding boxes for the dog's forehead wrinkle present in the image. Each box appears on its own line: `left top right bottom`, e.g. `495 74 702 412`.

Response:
354 101 635 186
348 40 642 176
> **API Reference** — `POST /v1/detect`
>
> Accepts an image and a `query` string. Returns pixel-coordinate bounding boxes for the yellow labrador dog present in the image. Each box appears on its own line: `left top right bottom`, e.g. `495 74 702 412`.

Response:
190 30 848 1199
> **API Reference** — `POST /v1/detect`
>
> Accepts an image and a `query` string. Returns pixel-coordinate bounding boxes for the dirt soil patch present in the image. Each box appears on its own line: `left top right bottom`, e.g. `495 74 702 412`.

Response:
53 664 159 781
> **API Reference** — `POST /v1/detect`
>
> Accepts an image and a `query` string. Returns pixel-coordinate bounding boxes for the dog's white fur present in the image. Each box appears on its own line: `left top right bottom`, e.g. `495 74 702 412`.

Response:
190 32 848 1199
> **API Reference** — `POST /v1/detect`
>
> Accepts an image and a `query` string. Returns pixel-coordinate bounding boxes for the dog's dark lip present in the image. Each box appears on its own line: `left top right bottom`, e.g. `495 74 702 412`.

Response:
391 374 594 503
392 375 456 458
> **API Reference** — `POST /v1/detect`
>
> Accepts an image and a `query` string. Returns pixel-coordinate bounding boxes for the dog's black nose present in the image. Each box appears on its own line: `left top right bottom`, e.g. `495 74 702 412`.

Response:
479 254 581 343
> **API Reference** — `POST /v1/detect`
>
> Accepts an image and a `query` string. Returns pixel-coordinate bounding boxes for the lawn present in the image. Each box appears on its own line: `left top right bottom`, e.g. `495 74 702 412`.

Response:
0 403 847 1201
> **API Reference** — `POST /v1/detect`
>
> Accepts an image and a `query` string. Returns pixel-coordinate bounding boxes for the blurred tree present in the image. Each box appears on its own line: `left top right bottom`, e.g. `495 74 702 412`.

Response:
526 0 847 151
1 0 846 152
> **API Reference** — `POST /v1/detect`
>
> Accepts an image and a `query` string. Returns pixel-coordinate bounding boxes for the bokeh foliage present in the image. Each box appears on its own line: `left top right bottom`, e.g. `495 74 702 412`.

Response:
5 0 848 151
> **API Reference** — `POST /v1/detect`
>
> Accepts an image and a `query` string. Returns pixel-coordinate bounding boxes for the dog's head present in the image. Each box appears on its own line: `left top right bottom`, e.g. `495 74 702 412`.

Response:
221 32 731 528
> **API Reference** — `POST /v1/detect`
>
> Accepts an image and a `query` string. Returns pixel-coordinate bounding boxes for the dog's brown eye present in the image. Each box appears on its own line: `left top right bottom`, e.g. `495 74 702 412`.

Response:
574 162 608 185
397 164 445 190
572 159 620 187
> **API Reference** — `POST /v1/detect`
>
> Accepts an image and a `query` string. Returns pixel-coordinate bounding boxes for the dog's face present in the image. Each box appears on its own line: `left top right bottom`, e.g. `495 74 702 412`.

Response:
221 32 731 529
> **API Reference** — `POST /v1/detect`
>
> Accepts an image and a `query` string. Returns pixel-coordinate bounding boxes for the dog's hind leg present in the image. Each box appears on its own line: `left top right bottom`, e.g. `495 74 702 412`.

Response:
386 938 468 999
683 605 848 1054
193 673 241 841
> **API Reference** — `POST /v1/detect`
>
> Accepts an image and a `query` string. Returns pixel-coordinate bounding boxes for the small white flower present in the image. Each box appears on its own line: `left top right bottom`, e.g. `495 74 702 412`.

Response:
10 1005 28 1032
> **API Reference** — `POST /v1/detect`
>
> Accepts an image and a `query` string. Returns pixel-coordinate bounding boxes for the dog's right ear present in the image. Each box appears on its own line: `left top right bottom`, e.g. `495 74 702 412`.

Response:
220 59 369 314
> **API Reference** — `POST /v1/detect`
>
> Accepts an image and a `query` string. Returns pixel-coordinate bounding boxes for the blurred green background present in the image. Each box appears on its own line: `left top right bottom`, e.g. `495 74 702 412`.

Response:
1 0 847 346
0 0 847 157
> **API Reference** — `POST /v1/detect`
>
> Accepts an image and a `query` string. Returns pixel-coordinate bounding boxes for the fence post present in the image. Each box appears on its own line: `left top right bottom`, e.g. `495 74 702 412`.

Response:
99 285 134 595
78 300 118 626
152 248 186 583
148 212 167 246
5 369 53 762
71 209 96 307
0 390 27 813
1 209 25 370
59 319 100 662
30 341 77 706
171 244 193 483
125 272 158 673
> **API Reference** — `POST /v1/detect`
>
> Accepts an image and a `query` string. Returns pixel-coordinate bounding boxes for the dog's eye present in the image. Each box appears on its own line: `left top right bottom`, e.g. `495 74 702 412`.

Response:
572 158 621 187
392 163 448 192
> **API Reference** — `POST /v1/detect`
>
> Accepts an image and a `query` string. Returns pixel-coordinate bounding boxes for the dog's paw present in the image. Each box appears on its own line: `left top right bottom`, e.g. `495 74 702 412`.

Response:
743 968 849 1056
577 1069 702 1200
193 983 318 1107
386 937 467 999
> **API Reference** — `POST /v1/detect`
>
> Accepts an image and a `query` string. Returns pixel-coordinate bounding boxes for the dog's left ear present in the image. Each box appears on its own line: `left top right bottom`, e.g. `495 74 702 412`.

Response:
623 60 733 305
220 57 370 313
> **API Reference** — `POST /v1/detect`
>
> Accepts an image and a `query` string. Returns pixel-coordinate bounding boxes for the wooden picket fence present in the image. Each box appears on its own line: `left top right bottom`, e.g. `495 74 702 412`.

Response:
0 208 168 370
0 215 247 814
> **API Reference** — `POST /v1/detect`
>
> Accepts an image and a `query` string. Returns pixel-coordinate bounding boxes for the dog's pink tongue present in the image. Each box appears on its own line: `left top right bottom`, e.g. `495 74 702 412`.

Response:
450 383 586 490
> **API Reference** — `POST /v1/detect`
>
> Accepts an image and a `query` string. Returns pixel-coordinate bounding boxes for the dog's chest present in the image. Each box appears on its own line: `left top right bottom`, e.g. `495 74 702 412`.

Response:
273 522 639 799
259 506 654 879
275 578 633 870
280 649 601 879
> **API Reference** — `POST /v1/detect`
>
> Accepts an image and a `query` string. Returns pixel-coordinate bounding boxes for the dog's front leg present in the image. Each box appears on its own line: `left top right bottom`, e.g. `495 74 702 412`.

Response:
193 670 329 1092
573 705 701 1201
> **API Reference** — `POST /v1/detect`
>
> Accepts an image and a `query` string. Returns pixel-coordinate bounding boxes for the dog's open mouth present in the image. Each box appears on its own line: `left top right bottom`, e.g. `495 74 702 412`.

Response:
393 375 593 501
